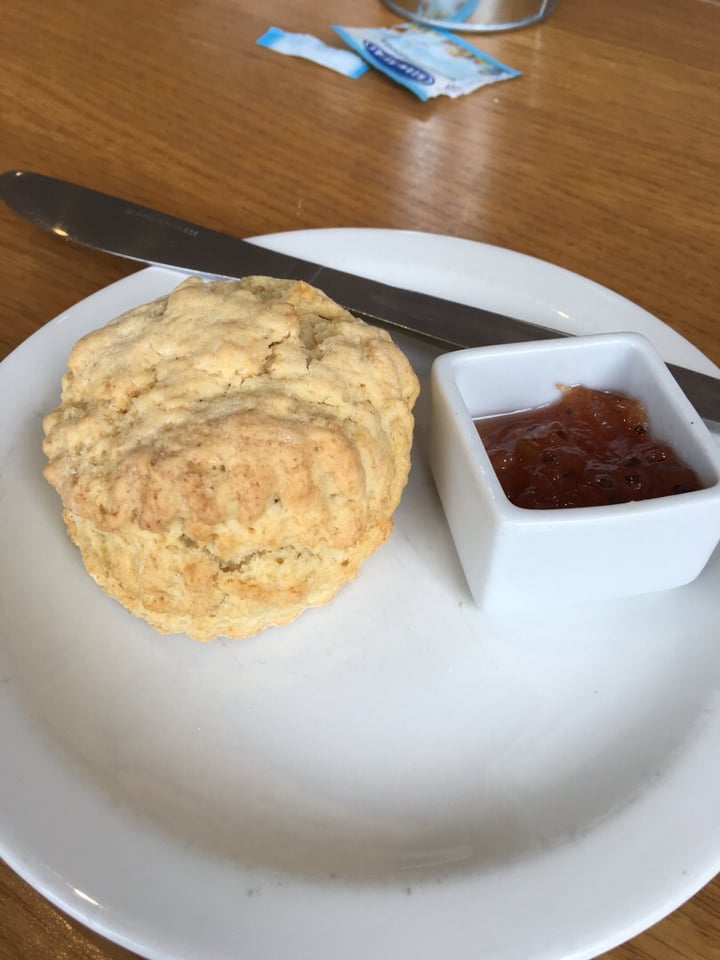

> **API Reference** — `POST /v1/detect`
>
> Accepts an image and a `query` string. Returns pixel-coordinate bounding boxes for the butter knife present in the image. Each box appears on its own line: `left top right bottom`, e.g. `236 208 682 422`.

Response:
2 169 719 427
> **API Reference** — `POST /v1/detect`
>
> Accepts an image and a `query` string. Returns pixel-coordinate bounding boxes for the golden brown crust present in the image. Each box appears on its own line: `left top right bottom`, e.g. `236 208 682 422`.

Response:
42 276 419 640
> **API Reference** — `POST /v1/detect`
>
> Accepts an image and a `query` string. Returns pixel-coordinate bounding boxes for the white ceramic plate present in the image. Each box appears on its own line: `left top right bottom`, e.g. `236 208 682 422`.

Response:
1 229 719 960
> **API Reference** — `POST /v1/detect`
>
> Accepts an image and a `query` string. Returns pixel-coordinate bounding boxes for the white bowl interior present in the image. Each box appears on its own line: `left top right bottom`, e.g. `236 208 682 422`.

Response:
450 333 720 490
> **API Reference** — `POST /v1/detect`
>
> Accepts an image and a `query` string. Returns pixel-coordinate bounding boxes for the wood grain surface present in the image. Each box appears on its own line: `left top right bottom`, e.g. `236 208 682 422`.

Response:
1 0 719 958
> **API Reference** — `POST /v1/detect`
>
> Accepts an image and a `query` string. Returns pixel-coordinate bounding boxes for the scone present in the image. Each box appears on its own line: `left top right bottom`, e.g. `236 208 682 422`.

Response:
42 276 420 641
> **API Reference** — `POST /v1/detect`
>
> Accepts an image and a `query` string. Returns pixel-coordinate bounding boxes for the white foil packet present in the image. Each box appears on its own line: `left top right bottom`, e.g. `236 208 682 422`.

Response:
257 27 369 79
332 22 520 99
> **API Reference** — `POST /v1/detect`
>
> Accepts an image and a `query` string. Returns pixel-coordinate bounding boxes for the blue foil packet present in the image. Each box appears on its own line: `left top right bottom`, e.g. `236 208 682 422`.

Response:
257 26 369 79
332 23 520 100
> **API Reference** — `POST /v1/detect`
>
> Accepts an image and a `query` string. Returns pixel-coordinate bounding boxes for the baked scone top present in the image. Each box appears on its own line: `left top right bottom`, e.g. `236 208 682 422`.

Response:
42 276 419 638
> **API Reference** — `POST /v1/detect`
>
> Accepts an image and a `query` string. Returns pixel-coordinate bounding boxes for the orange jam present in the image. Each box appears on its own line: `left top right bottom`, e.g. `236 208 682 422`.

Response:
474 385 702 509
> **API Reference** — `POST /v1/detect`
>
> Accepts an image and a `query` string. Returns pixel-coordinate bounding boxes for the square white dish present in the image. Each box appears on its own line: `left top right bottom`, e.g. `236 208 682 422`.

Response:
429 332 720 611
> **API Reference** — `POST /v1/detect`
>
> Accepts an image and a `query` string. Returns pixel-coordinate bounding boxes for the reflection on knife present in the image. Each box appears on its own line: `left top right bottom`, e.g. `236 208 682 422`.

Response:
1 169 719 428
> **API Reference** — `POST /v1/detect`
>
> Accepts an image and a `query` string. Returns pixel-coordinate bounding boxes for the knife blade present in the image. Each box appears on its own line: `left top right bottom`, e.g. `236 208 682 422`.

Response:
2 168 719 428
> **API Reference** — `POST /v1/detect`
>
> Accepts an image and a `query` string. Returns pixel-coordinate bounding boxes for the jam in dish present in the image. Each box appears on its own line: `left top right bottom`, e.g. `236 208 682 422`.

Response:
474 385 702 509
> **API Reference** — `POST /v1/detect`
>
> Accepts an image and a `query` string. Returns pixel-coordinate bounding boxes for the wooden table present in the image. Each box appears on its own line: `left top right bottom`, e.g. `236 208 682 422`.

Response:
1 0 718 957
